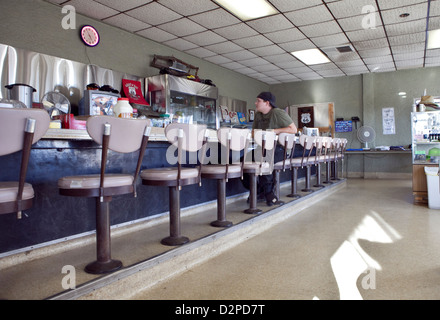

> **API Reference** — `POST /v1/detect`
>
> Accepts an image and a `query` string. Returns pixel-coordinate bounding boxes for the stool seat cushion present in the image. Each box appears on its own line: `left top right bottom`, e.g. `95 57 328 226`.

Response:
58 174 134 189
201 164 241 175
243 162 272 174
140 167 199 181
0 182 34 202
274 160 291 171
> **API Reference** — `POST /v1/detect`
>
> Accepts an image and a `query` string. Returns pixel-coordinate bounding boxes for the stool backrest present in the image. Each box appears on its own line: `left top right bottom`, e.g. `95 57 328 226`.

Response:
86 116 152 197
165 123 207 152
298 135 316 166
0 107 50 156
217 127 250 151
87 116 151 153
0 107 50 218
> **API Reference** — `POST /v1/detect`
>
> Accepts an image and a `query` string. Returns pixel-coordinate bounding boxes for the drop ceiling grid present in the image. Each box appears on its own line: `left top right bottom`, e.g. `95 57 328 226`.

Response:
43 0 440 84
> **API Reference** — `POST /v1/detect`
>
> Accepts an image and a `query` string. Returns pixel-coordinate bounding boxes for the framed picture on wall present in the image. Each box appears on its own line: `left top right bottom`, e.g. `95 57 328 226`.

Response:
248 109 255 122
298 106 314 129
85 90 120 116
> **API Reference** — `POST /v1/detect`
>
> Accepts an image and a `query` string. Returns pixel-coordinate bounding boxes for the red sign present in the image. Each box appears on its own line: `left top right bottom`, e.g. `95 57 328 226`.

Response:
121 79 149 106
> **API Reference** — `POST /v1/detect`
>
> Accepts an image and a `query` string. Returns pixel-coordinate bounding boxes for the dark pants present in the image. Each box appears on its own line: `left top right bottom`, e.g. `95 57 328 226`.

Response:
242 145 285 195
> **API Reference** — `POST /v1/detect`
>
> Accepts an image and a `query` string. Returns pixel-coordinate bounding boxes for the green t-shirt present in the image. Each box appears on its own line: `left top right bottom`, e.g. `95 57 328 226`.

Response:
252 108 293 131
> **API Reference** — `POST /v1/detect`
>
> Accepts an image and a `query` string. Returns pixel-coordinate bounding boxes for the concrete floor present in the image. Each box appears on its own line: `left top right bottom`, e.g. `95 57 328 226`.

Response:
1 177 439 300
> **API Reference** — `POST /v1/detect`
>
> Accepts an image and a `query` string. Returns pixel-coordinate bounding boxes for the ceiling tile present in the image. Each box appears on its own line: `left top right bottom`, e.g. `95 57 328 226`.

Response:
299 20 342 38
239 57 272 67
189 8 240 29
222 50 258 61
312 33 350 47
158 0 218 16
249 45 285 57
270 0 324 12
388 32 426 47
184 47 216 58
285 5 334 27
395 59 424 69
358 47 392 58
278 38 316 52
338 14 383 32
213 23 258 40
352 38 390 50
326 0 380 19
103 13 151 32
183 31 227 46
136 27 176 42
363 55 394 65
162 38 198 51
220 61 247 70
346 27 387 42
126 2 182 25
253 64 282 73
246 14 293 33
204 55 232 64
391 42 425 54
381 3 428 25
64 0 118 20
385 19 427 36
377 0 428 11
265 28 306 43
158 18 207 37
233 35 273 49
204 41 243 54
393 51 425 61
95 0 152 11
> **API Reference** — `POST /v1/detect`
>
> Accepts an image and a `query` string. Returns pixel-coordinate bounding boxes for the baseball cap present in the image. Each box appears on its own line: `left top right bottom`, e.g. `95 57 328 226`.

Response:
257 92 277 108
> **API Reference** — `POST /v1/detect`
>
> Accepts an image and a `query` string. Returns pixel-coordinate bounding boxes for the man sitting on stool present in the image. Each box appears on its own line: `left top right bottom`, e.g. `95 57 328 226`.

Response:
245 92 298 206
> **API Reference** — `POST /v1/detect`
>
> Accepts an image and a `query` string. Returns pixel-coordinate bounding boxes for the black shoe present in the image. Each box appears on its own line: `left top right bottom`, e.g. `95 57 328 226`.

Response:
265 191 284 206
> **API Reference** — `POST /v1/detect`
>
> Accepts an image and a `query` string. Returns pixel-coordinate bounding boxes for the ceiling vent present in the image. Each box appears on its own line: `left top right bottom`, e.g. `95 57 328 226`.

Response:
336 45 354 53
322 44 355 54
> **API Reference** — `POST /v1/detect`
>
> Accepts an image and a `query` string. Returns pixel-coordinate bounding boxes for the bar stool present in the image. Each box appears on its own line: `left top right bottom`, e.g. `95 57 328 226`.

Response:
331 138 342 181
273 133 297 202
339 138 348 179
201 127 250 227
290 135 316 194
140 123 207 246
0 108 50 219
58 116 151 274
242 129 277 214
313 136 325 188
322 137 334 184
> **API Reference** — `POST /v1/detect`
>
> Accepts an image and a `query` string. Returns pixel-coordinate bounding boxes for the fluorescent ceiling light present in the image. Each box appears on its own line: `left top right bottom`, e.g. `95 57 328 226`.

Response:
213 0 278 21
291 49 331 65
427 29 440 49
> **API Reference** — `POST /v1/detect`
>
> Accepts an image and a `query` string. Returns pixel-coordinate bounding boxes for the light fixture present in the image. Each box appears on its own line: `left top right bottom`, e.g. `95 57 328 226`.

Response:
291 48 331 65
213 0 278 21
427 29 440 49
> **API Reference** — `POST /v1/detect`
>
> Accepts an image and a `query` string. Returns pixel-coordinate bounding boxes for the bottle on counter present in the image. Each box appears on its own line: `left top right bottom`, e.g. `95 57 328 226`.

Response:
113 98 133 118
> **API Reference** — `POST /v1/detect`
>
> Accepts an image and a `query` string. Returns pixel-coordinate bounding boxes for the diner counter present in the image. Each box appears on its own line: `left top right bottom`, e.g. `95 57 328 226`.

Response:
0 129 299 255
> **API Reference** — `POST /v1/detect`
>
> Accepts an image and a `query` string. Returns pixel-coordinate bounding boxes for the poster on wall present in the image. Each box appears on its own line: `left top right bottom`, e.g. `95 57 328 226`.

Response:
382 107 396 135
298 106 314 129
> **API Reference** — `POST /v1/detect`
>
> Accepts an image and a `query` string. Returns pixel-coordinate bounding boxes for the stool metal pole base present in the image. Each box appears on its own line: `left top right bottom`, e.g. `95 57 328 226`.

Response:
287 167 301 198
211 179 232 228
301 166 314 193
313 163 325 188
161 186 189 246
243 173 262 214
85 198 122 275
85 259 122 275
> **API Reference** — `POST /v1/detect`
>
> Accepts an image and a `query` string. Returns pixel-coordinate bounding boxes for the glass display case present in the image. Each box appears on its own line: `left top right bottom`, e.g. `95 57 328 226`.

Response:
411 111 440 164
146 74 219 129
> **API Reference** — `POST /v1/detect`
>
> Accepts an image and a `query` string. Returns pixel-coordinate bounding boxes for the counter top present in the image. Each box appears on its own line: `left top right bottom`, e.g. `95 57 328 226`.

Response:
42 127 219 142
346 149 411 154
